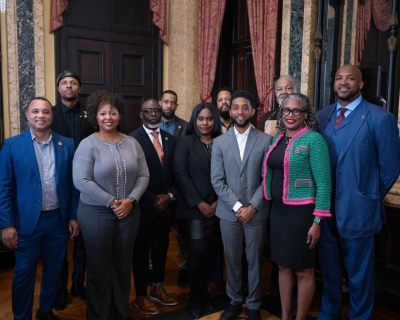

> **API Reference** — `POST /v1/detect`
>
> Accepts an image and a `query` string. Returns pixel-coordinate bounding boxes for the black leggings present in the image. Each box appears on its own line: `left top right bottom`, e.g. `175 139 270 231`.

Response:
186 233 219 299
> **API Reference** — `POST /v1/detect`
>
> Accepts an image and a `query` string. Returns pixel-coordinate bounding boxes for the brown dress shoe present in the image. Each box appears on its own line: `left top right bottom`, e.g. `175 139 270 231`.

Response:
150 285 177 305
134 296 159 315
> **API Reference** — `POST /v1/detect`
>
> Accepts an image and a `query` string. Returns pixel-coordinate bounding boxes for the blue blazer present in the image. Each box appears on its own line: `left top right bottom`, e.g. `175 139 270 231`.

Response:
0 130 79 235
318 99 400 238
129 127 178 218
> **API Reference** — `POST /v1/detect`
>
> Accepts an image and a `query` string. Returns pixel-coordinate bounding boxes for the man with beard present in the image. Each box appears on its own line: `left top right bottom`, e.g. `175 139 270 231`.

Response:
159 90 189 286
317 65 400 320
159 90 188 137
130 100 178 315
259 75 298 136
213 87 234 133
211 90 271 320
51 71 94 310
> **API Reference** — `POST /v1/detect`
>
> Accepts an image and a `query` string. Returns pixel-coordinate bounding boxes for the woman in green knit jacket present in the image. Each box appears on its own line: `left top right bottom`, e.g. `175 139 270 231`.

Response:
262 93 331 320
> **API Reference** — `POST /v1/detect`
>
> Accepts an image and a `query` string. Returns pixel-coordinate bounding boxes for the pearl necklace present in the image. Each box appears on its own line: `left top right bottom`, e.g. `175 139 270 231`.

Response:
92 134 127 199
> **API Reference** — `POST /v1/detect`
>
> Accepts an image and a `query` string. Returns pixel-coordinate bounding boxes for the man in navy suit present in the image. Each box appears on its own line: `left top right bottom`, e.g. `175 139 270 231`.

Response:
317 65 400 320
129 99 178 315
0 97 80 320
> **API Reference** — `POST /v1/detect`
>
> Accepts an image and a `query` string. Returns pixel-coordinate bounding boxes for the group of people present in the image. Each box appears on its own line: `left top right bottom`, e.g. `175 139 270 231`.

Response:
0 64 399 320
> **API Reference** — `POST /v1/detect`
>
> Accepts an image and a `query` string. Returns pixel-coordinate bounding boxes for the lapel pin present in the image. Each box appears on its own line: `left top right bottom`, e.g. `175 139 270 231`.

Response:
178 125 181 129
165 137 169 140
361 115 365 119
58 142 62 146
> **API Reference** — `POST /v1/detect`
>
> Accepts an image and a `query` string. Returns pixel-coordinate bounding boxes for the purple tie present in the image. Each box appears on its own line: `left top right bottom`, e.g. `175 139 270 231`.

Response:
335 108 347 127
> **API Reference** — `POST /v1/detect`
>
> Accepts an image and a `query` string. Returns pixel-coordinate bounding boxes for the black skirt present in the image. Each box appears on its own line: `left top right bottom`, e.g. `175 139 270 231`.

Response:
178 216 220 240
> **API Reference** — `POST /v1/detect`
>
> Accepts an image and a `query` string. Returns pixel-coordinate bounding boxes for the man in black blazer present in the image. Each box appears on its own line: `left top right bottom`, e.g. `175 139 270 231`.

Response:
129 99 178 315
159 89 189 286
51 71 94 310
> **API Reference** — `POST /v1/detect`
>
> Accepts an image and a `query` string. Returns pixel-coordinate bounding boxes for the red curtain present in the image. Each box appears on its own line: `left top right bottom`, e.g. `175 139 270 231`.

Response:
198 0 226 103
50 0 68 33
355 0 392 65
246 0 278 123
150 0 168 44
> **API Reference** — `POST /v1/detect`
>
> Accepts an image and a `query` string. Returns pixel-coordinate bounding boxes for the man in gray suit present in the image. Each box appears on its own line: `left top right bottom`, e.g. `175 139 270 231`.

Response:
211 90 271 320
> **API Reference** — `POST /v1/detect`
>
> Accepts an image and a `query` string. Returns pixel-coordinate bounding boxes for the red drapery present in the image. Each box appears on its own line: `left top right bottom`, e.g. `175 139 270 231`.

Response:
50 0 68 33
355 0 392 65
198 0 226 103
150 0 168 45
246 0 278 123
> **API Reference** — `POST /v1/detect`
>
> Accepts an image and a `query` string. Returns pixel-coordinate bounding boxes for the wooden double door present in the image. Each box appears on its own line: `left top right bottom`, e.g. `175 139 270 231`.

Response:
56 0 162 134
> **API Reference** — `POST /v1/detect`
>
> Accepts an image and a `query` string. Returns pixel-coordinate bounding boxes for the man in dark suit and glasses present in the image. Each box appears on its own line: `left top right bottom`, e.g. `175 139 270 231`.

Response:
51 71 94 310
129 99 178 315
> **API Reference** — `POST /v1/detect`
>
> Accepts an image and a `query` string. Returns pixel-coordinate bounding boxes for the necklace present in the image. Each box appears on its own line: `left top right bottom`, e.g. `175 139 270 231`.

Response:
285 135 292 145
92 134 127 199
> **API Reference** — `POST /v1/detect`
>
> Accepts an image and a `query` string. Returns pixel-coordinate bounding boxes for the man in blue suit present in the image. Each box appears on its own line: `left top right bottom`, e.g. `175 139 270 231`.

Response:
317 65 400 320
0 97 80 320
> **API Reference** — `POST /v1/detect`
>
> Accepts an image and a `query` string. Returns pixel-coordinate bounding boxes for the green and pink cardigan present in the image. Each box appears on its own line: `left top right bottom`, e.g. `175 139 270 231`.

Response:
262 127 332 217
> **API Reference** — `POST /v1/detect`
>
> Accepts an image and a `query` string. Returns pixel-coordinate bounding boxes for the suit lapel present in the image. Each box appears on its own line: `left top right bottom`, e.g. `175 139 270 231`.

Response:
160 130 170 170
23 130 41 183
320 103 337 133
227 129 242 169
337 101 369 164
192 138 211 174
240 127 257 172
52 134 62 185
52 104 69 137
77 105 89 142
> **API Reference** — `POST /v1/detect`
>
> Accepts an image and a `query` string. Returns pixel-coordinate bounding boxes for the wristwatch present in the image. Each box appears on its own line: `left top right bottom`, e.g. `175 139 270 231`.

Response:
313 217 323 226
168 192 174 201
127 197 137 206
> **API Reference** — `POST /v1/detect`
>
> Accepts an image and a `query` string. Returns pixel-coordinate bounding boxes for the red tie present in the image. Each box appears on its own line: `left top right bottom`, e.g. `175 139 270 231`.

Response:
150 131 164 164
335 108 347 127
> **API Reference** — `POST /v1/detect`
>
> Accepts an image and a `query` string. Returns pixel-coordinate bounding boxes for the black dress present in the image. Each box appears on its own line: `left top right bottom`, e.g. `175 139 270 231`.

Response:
268 136 316 269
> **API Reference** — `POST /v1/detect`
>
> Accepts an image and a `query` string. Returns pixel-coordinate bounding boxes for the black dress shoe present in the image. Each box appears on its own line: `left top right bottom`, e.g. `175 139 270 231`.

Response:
187 295 201 319
53 288 67 311
220 303 243 320
247 308 261 320
187 306 201 319
177 269 188 286
200 291 215 311
36 309 60 320
71 283 86 301
262 290 280 305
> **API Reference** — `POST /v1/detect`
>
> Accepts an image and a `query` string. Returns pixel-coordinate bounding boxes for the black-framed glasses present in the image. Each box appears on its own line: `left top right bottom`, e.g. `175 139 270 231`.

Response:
142 108 162 115
280 108 307 116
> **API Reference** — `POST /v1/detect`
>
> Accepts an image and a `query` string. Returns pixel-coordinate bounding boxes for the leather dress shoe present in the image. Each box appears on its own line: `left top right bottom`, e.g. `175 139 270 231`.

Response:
200 291 215 311
247 308 261 320
187 294 201 319
263 290 280 305
36 309 60 320
71 283 86 301
150 285 177 305
220 303 243 320
53 288 67 311
135 296 159 315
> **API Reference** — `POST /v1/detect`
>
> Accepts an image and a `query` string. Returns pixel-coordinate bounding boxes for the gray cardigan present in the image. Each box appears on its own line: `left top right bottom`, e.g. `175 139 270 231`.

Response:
73 134 149 207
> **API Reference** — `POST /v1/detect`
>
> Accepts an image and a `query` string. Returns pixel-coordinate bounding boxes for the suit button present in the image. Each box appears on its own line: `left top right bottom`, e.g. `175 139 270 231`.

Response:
240 177 244 181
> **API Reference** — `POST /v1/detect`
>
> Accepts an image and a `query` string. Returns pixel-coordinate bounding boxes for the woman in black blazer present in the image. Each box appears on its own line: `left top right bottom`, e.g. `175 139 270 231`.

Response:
173 103 222 319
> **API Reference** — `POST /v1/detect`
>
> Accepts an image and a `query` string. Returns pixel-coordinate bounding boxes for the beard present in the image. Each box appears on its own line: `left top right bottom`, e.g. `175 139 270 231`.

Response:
161 110 174 120
144 122 160 129
233 118 251 128
219 109 231 120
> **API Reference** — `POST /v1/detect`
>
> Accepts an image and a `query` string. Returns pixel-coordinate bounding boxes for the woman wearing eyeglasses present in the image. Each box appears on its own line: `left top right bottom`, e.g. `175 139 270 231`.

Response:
73 90 149 320
262 93 331 320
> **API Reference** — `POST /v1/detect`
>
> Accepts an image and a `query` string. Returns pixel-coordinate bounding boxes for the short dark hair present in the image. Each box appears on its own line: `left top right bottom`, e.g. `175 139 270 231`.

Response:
27 97 53 111
230 90 255 109
187 103 222 138
86 90 125 132
367 96 386 108
161 90 178 102
212 87 234 105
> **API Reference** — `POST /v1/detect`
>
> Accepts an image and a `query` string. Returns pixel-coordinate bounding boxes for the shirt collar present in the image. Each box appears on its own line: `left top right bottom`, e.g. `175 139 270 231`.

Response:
161 116 176 126
61 102 80 114
30 129 53 144
337 95 362 112
234 125 251 136
143 125 161 135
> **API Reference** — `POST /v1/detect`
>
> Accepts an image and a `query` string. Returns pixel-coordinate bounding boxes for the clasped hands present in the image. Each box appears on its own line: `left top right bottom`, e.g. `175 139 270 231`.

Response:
236 205 256 224
197 201 217 218
153 194 171 212
110 198 134 219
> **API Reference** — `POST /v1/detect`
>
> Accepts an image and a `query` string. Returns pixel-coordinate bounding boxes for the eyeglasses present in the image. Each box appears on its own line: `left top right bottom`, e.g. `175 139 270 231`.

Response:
142 108 162 115
280 108 307 116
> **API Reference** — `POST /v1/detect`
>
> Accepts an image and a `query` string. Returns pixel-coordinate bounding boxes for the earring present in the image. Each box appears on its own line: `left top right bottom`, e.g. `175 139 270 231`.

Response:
304 119 309 128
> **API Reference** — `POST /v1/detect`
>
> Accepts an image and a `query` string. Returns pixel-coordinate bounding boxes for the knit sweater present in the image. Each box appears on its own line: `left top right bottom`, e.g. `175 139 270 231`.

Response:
263 127 332 217
73 134 150 207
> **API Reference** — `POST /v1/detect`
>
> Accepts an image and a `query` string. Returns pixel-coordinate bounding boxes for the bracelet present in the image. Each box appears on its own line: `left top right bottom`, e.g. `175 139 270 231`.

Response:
313 217 323 226
127 197 137 205
110 200 117 209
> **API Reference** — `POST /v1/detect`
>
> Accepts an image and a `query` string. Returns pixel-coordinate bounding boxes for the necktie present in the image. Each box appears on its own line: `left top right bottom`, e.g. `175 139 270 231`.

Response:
335 108 347 127
151 131 164 164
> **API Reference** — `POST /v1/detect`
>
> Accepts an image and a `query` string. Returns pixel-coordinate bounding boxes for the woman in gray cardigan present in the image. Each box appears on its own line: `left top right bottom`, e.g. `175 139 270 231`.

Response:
73 90 149 320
